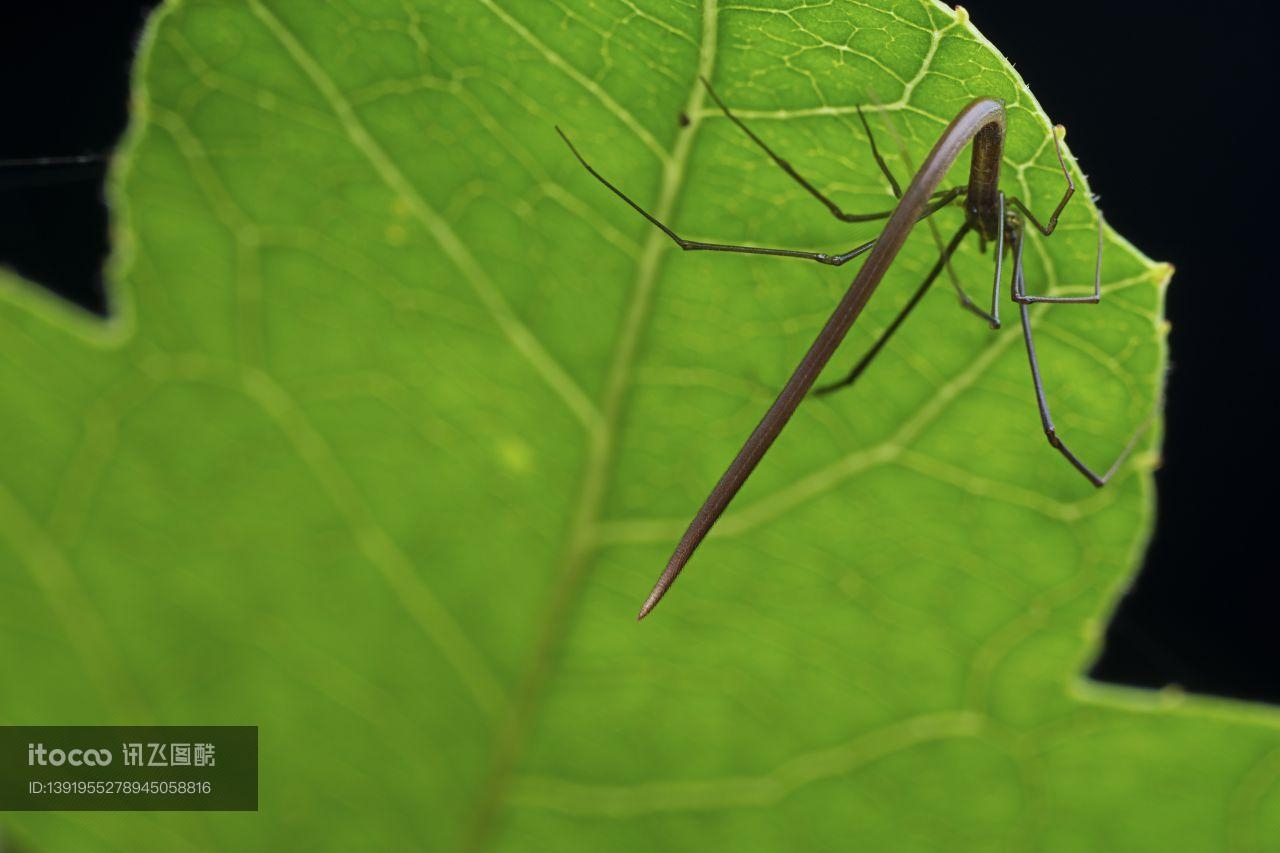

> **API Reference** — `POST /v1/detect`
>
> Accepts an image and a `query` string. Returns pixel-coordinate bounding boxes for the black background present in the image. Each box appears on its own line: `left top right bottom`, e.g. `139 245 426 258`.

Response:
1 2 1275 703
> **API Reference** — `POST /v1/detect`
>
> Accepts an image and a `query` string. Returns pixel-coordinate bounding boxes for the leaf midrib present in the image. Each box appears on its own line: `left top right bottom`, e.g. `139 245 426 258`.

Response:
462 2 723 847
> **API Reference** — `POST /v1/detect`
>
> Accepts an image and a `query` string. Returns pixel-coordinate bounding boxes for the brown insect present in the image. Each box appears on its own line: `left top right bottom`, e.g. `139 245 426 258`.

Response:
559 81 1142 619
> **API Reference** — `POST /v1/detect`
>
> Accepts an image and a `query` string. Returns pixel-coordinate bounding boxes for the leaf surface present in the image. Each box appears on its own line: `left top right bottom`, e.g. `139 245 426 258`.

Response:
2 1 1277 850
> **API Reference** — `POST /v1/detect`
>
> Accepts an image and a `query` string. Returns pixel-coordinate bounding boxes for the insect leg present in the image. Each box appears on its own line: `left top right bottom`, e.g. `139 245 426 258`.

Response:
1013 209 1104 304
1007 124 1075 236
560 127 956 267
559 127 865 265
813 222 971 396
988 191 1005 326
818 189 964 264
700 77 957 223
937 237 999 327
1012 227 1145 486
854 104 902 198
926 190 1003 332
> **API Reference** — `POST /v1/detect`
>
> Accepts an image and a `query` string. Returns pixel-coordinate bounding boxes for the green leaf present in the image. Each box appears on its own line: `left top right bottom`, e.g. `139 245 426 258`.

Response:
2 0 1276 850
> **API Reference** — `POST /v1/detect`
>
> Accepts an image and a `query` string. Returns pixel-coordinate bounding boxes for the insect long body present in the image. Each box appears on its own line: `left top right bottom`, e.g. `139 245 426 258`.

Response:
965 118 1007 241
560 86 1143 620
637 97 1008 620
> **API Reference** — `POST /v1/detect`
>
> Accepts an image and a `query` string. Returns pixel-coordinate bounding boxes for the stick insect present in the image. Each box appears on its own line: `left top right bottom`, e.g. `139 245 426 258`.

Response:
558 82 1142 620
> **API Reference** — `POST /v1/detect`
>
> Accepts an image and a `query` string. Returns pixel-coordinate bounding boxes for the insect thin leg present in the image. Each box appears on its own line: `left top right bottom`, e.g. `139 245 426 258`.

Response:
1007 124 1075 237
559 126 869 266
1013 209 1105 304
700 77 956 224
987 192 1004 327
932 222 998 327
854 105 902 198
560 127 961 268
813 222 971 396
1012 227 1144 486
